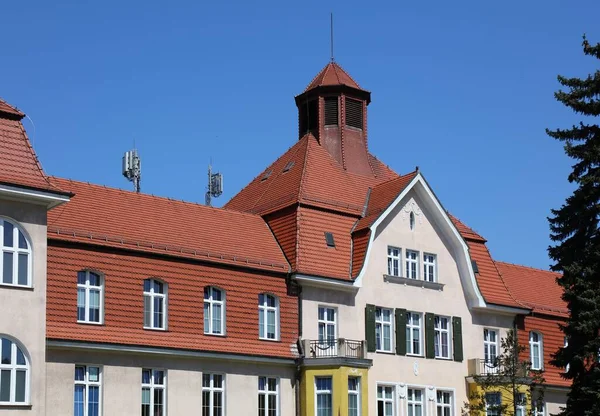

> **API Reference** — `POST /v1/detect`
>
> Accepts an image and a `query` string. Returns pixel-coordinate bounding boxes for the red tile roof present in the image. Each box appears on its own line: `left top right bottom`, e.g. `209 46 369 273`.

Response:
0 98 66 194
304 62 363 92
47 178 290 273
495 261 566 317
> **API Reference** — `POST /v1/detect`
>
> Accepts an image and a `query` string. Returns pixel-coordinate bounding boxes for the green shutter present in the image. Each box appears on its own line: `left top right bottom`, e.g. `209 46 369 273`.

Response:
425 313 435 359
365 304 376 352
395 308 407 356
452 316 463 362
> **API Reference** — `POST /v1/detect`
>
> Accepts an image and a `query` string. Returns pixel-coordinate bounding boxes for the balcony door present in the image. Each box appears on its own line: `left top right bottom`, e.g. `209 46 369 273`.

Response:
318 307 337 356
483 329 499 374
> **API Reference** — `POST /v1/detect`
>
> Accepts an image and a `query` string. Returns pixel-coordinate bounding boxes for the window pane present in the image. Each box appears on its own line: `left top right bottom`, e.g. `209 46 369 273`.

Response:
143 279 151 292
0 370 10 402
77 288 86 321
88 367 99 382
142 369 151 384
267 310 276 338
16 347 25 366
18 253 28 285
154 297 163 328
213 374 223 388
88 385 99 416
202 373 211 387
89 290 100 322
153 280 164 294
1 338 11 364
212 304 222 333
3 252 13 284
18 231 27 249
268 395 277 416
77 271 87 285
204 302 210 332
75 366 85 381
3 222 13 247
259 310 265 337
141 387 150 404
74 385 85 416
212 288 222 301
143 296 151 327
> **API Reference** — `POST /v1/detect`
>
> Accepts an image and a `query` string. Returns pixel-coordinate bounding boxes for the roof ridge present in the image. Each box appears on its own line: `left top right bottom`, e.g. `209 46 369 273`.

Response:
297 134 315 202
0 97 25 118
17 121 63 193
495 260 559 275
50 176 265 220
332 61 361 89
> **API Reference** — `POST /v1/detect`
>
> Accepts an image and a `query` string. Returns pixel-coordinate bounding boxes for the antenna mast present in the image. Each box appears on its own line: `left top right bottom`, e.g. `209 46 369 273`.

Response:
122 148 142 193
205 163 223 206
330 12 334 62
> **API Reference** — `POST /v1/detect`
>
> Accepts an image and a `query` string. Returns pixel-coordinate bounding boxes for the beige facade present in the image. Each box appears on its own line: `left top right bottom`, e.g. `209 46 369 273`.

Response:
46 347 296 416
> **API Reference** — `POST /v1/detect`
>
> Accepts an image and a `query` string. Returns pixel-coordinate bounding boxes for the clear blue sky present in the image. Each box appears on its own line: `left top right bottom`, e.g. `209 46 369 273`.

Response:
2 0 598 270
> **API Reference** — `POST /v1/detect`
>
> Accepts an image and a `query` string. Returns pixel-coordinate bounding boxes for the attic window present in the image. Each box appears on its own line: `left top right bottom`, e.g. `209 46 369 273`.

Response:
324 232 335 248
345 98 363 130
261 170 272 181
471 260 479 274
283 161 295 172
324 97 338 126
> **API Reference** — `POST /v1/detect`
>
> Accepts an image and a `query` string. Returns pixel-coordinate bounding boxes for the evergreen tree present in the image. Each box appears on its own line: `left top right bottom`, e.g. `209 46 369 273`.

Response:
547 36 600 416
462 329 545 416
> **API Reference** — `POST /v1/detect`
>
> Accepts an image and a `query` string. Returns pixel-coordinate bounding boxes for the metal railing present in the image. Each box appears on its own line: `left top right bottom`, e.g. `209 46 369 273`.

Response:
303 338 366 359
468 358 529 377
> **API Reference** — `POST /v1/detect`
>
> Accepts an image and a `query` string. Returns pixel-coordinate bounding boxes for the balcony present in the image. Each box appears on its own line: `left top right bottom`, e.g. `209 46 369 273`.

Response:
300 338 372 368
467 359 531 383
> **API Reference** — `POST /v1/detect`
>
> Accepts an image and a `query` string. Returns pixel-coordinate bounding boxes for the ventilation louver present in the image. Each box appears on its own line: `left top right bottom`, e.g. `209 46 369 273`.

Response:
345 98 363 129
324 97 338 126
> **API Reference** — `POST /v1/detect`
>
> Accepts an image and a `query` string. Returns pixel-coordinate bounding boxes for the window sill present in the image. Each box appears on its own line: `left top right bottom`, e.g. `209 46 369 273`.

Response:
376 350 395 355
0 403 32 409
204 332 226 337
406 353 424 358
259 337 280 342
143 327 167 331
435 356 452 361
383 275 444 291
0 283 33 291
77 320 104 326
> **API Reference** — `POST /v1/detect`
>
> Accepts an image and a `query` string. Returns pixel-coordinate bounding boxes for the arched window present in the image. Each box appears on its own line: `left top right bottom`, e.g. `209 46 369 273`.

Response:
529 331 543 370
409 211 415 231
204 287 225 335
0 336 30 404
258 293 279 340
143 279 167 330
0 218 32 287
77 271 103 324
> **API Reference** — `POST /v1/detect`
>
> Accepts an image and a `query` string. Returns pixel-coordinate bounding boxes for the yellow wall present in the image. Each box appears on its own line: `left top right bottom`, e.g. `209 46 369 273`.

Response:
467 382 532 416
301 366 368 416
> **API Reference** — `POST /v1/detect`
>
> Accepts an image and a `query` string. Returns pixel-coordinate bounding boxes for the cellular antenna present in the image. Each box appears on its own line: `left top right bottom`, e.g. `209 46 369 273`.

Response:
205 163 223 206
330 12 335 62
122 148 142 193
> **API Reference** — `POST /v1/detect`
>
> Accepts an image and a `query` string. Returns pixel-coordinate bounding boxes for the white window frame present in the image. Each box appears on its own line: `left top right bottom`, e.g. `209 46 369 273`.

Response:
348 377 360 416
77 271 104 324
407 387 424 416
318 306 337 348
202 373 225 416
436 390 453 416
406 312 422 356
377 385 394 416
74 365 102 416
484 328 499 371
258 376 278 416
529 331 543 370
375 307 393 353
423 253 437 282
387 246 401 277
515 392 526 416
143 279 167 330
258 293 279 341
434 315 451 359
0 336 30 405
204 286 225 335
315 376 333 416
485 392 501 416
0 218 32 288
564 337 570 373
405 250 419 279
142 368 166 416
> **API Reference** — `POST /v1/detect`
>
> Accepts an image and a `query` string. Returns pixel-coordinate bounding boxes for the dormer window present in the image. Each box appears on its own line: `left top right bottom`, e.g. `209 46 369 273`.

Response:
345 98 363 130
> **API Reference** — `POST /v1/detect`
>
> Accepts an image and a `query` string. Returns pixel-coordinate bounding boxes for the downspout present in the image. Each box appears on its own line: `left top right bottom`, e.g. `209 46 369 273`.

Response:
295 277 303 416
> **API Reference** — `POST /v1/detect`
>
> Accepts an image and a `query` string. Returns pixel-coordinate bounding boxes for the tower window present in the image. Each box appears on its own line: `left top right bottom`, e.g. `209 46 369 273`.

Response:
324 97 338 126
345 98 363 130
299 99 318 136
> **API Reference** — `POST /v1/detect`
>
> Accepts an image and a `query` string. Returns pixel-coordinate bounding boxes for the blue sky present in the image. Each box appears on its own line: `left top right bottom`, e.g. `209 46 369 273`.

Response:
1 0 598 270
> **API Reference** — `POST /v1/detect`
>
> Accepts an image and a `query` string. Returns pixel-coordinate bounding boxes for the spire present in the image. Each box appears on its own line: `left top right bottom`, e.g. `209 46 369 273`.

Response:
304 62 363 92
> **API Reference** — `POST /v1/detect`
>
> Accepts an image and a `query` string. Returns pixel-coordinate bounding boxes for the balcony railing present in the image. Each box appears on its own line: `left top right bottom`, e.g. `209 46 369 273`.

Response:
302 338 367 360
467 358 529 378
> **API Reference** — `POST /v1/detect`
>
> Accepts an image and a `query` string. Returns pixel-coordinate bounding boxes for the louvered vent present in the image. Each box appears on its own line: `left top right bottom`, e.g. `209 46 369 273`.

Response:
324 97 338 126
345 98 363 130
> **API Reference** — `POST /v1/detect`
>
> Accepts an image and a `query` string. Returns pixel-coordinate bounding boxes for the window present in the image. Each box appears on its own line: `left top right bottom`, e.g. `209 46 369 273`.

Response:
74 365 101 416
387 247 401 276
485 392 501 416
318 307 336 349
375 307 393 353
423 253 437 282
530 331 543 370
484 329 499 372
377 385 394 416
407 388 423 416
533 399 546 416
434 316 451 359
0 336 29 404
515 393 526 416
405 250 418 279
202 373 224 416
0 218 31 287
348 377 360 416
77 271 103 324
324 232 336 248
409 212 415 230
143 279 166 330
436 391 452 416
564 337 570 373
259 294 279 340
142 369 165 416
406 312 422 355
204 287 225 335
258 376 278 416
315 377 332 416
